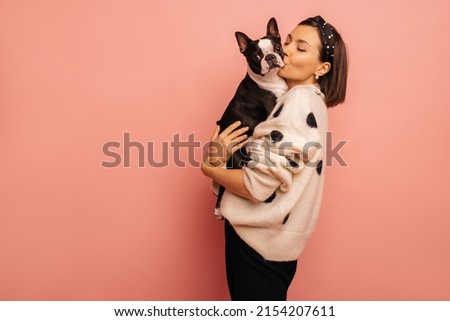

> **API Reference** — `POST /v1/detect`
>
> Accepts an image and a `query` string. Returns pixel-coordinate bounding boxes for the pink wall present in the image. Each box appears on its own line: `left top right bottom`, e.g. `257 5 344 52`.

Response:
1 0 449 300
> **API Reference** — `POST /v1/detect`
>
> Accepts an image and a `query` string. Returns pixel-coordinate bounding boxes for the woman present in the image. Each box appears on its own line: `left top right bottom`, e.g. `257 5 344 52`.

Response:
201 15 348 300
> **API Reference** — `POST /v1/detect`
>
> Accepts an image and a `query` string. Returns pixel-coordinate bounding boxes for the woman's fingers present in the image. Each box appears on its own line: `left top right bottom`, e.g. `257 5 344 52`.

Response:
217 121 251 138
226 126 249 141
207 121 250 166
211 125 220 141
218 122 249 144
231 138 249 154
226 132 248 156
227 135 249 158
230 132 248 145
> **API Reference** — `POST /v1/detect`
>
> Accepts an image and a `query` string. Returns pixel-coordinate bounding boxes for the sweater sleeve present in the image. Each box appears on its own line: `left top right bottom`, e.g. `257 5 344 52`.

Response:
242 87 324 201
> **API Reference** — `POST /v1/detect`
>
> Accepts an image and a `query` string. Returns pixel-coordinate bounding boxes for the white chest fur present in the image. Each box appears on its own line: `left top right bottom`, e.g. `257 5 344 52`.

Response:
248 68 288 98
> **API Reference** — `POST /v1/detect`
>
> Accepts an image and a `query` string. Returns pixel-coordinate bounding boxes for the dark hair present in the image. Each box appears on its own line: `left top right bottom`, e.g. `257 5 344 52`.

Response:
299 17 348 107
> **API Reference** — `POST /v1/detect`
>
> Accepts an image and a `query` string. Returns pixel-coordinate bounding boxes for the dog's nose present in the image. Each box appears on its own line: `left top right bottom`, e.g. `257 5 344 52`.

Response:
265 54 276 62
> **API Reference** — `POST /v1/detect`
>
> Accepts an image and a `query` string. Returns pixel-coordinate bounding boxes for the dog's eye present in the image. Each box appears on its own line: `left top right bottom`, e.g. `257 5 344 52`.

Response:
275 45 281 52
254 54 261 61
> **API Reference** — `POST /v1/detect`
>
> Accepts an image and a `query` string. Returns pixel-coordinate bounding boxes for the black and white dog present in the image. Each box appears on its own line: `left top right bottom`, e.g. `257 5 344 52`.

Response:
214 17 288 219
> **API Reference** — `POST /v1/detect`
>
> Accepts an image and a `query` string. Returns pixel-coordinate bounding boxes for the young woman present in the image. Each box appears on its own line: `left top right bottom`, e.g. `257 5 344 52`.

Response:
201 15 348 300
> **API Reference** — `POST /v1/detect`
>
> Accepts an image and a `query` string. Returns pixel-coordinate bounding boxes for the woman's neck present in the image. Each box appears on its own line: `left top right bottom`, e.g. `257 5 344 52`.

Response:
286 76 316 90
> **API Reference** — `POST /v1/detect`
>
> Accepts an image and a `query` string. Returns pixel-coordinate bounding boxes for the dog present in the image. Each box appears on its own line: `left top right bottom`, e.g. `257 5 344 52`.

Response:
214 17 288 219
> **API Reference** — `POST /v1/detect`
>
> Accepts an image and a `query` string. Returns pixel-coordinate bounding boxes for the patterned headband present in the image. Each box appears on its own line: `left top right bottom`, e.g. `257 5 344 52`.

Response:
312 15 335 62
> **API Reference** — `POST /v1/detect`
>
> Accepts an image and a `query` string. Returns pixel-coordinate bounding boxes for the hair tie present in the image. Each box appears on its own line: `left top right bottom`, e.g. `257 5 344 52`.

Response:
312 15 335 62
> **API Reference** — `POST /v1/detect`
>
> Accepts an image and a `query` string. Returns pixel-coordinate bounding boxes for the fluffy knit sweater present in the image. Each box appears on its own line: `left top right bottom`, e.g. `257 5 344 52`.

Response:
217 84 328 262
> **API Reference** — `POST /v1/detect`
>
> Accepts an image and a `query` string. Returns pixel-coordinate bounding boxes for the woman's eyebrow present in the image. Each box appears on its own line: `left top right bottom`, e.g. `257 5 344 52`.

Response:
296 39 311 47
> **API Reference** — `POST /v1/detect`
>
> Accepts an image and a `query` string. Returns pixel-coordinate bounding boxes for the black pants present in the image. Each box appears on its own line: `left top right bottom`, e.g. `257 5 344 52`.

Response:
225 220 297 301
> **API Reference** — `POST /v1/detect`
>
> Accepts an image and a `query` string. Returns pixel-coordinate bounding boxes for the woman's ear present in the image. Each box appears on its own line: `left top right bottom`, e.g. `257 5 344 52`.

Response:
316 62 331 77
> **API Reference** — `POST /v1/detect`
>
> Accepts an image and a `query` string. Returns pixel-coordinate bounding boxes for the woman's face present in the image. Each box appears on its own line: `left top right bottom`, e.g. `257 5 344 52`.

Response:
278 25 329 88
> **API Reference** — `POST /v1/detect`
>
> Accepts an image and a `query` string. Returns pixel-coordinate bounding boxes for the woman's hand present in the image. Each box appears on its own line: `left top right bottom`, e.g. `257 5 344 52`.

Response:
202 121 249 171
200 121 258 202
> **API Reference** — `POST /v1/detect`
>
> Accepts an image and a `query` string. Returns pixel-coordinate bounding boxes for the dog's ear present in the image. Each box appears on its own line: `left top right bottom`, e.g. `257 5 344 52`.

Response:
235 32 252 53
266 17 280 39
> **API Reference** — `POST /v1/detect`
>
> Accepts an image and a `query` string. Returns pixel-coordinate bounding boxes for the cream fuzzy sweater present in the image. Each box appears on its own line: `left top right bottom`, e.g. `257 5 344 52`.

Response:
216 84 328 262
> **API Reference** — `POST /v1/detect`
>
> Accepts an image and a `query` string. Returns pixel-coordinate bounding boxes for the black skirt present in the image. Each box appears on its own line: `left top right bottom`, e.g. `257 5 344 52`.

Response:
225 220 298 301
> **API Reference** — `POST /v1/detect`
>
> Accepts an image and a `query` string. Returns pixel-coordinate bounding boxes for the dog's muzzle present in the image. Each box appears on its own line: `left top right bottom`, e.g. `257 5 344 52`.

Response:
265 54 283 69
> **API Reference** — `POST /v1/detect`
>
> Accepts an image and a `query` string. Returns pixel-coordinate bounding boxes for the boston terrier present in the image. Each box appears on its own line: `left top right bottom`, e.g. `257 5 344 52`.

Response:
214 17 288 219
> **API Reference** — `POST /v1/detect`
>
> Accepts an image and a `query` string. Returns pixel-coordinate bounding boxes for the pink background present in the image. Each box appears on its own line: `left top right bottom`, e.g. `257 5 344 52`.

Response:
1 0 449 300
